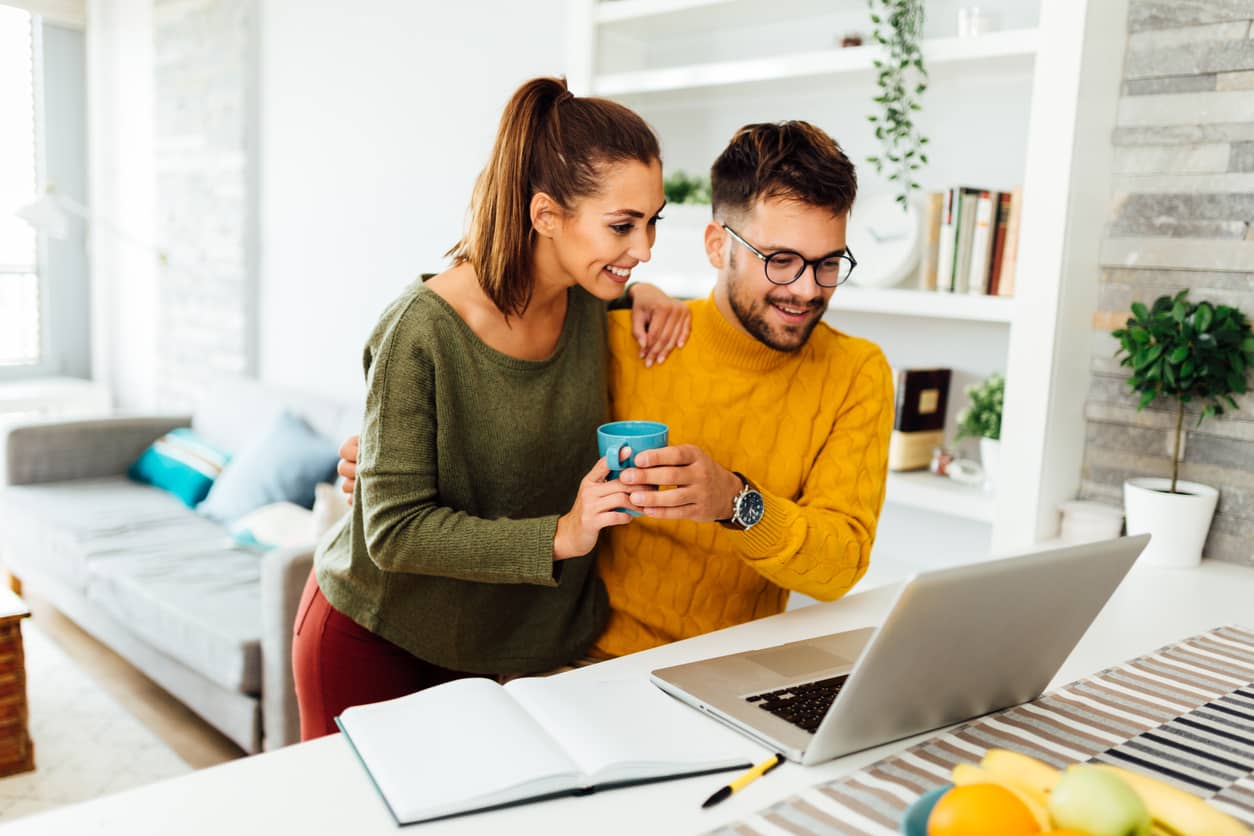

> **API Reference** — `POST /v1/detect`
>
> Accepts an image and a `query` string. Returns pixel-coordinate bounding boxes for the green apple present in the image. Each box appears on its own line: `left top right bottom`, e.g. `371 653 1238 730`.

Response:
1048 764 1152 836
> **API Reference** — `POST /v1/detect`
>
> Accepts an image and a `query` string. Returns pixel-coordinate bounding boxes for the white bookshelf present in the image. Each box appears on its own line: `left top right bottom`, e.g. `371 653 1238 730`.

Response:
832 287 1015 322
572 0 1129 552
593 28 1039 96
886 471 995 523
645 273 1016 323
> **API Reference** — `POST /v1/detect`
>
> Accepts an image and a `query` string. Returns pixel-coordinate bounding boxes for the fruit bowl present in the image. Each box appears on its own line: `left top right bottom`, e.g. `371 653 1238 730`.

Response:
899 785 950 836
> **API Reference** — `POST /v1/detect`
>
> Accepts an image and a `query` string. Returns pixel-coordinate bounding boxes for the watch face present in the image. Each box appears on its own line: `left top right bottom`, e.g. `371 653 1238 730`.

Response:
739 490 765 526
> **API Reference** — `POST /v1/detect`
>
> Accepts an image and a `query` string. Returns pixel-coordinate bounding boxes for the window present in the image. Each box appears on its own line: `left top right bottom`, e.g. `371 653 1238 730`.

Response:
0 7 40 368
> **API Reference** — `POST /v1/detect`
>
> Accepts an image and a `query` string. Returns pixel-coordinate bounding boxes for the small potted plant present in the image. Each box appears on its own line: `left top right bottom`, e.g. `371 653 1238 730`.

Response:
955 372 1004 491
1112 290 1254 568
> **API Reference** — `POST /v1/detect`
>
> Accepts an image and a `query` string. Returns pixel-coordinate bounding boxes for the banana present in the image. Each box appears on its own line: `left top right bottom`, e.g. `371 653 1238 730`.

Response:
951 761 1052 831
1092 763 1250 836
980 749 1062 806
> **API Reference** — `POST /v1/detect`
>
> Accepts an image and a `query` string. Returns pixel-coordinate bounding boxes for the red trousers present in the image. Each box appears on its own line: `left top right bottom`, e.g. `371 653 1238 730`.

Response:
291 570 480 741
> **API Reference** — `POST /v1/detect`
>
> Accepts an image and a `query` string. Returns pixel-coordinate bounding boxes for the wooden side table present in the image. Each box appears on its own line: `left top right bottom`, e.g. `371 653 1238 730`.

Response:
0 589 34 776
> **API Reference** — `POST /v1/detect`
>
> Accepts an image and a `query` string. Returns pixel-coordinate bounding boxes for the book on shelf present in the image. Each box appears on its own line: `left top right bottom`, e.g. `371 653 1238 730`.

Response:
950 187 983 294
965 190 998 295
935 188 958 292
987 191 1013 296
917 191 945 291
337 675 756 825
888 367 952 471
997 186 1024 298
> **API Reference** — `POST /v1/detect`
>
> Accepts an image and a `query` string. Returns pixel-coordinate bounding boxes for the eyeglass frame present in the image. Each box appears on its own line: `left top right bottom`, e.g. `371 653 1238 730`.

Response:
721 223 857 288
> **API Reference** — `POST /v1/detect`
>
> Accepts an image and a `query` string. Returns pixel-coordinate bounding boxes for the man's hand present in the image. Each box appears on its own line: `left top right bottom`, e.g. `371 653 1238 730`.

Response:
618 445 744 522
338 435 359 506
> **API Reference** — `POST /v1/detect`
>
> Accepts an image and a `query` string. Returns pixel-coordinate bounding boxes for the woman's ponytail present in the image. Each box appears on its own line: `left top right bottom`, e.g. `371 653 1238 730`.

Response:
447 76 659 317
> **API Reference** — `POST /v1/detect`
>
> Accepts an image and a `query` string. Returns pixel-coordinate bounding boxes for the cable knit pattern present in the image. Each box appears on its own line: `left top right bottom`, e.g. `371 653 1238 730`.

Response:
592 294 894 658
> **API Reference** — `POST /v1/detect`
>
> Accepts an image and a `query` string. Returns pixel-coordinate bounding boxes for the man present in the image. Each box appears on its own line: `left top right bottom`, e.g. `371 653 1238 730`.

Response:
340 121 894 659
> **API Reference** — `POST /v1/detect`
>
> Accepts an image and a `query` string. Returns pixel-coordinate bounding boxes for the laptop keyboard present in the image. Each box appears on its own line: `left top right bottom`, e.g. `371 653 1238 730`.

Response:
745 674 849 733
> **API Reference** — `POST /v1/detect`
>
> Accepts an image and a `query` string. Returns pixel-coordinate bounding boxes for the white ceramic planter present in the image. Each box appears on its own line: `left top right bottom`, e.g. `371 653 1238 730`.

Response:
979 437 1001 493
1123 477 1219 569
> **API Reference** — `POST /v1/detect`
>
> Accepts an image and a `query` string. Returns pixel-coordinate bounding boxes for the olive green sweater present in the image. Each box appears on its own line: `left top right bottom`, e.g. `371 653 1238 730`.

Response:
314 280 610 674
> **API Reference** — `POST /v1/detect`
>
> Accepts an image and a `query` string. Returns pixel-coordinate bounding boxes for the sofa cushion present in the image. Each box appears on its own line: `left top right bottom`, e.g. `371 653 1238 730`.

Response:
86 547 262 695
128 427 231 508
0 477 262 694
197 410 339 523
0 478 225 595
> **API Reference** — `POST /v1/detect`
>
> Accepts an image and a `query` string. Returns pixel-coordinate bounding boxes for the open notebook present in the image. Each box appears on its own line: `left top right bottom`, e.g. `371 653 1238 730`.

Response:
337 675 758 824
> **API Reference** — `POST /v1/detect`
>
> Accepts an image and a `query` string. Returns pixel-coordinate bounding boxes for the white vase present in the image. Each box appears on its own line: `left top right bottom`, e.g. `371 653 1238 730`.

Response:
1123 477 1219 569
978 437 1000 493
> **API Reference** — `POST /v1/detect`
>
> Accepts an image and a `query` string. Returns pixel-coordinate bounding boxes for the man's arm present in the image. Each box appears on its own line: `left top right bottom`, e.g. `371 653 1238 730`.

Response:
622 350 895 600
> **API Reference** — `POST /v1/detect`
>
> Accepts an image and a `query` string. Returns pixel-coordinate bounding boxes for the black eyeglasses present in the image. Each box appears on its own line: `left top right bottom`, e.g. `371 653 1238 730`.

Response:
722 224 856 288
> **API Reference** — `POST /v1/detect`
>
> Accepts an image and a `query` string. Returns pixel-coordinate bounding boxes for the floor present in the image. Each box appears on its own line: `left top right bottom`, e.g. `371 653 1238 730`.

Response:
21 591 245 771
0 617 195 821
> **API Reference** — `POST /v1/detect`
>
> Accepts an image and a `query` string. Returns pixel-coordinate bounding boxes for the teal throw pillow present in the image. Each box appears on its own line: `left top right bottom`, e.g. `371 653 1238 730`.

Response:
196 409 340 525
128 428 231 508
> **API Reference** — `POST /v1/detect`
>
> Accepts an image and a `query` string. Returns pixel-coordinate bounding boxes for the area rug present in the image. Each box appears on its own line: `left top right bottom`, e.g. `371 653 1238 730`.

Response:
0 621 191 821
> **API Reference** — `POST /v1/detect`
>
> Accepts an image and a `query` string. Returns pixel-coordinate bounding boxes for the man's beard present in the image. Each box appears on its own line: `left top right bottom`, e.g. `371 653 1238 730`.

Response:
727 258 825 352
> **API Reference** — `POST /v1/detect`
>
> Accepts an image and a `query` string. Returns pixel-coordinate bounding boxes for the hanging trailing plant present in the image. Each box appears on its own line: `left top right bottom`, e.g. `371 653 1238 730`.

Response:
865 0 929 208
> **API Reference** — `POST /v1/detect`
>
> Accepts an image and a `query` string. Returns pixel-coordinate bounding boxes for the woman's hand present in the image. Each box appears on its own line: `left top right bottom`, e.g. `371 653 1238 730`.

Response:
628 283 692 367
338 436 359 505
553 455 638 560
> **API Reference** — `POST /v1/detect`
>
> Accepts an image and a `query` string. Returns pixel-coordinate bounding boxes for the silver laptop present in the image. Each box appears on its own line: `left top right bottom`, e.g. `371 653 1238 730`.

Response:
650 535 1149 765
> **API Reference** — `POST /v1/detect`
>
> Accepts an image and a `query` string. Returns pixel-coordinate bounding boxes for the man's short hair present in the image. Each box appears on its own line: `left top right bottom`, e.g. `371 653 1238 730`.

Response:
710 121 857 222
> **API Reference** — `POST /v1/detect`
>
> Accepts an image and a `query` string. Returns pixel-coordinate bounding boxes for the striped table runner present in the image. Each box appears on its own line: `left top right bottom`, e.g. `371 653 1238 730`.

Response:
715 625 1254 836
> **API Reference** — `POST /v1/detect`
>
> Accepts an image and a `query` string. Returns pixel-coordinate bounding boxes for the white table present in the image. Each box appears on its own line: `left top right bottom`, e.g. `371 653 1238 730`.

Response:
7 558 1254 835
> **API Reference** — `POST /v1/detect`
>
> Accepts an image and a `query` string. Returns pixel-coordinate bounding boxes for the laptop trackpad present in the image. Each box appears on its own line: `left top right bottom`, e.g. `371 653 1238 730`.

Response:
747 645 851 678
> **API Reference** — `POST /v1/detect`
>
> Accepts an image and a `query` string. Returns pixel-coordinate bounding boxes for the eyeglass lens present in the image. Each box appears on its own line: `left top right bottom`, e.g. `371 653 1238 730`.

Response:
765 252 853 287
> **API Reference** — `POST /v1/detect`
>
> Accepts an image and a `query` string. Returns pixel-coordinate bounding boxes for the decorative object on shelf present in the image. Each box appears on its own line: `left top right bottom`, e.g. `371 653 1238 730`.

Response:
955 372 1004 492
1058 500 1124 545
929 445 954 476
956 6 997 37
889 368 951 471
844 192 920 288
1112 289 1254 568
662 170 711 205
839 32 863 48
865 0 929 208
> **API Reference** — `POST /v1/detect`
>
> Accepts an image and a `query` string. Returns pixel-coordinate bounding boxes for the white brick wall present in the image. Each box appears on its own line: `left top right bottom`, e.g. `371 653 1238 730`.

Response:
1082 0 1254 565
153 0 256 411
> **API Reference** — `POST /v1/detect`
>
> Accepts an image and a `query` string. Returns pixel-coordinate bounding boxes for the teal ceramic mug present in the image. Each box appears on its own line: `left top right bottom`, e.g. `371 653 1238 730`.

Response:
597 421 669 517
597 420 669 472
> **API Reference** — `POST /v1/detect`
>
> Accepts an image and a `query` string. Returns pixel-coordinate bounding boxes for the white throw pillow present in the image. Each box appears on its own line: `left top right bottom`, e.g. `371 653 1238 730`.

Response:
229 501 316 550
312 482 351 538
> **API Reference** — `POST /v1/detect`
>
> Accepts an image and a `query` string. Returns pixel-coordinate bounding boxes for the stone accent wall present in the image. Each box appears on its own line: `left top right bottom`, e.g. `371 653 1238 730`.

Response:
152 0 257 410
1083 1 1254 565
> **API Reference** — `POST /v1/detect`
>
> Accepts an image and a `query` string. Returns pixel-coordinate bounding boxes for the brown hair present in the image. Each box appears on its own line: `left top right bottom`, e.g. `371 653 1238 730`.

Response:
710 121 857 223
447 77 661 317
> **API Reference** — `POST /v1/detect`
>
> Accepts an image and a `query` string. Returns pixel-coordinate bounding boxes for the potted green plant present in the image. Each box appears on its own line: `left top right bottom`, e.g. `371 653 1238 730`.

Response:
1112 289 1254 568
866 0 929 208
955 372 1004 491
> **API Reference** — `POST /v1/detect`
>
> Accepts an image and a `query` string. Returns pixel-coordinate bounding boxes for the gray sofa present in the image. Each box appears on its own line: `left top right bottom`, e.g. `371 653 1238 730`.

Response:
0 378 359 753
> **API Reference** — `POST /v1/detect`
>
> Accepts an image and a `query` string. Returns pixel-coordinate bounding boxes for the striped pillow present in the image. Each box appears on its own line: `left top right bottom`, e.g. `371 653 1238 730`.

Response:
128 428 231 508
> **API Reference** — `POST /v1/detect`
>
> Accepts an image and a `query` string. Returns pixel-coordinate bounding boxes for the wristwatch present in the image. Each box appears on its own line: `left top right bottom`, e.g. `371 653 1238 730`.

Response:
720 471 765 531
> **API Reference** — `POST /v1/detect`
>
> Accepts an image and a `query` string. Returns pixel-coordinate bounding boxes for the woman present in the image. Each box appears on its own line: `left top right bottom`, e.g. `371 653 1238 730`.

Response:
292 76 689 740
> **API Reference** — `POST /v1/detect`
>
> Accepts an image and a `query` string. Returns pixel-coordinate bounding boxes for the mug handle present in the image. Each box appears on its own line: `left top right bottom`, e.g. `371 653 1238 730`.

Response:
605 443 631 471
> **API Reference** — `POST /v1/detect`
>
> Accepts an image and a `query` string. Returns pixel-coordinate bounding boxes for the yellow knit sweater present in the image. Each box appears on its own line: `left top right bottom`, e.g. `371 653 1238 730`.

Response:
592 294 894 658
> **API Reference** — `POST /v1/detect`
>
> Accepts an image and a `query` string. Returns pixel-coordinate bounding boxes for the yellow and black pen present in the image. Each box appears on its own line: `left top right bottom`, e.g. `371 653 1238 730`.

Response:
701 753 785 809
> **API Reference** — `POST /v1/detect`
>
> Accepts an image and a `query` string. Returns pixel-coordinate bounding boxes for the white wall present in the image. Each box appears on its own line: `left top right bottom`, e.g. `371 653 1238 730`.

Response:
86 0 155 411
258 1 569 401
